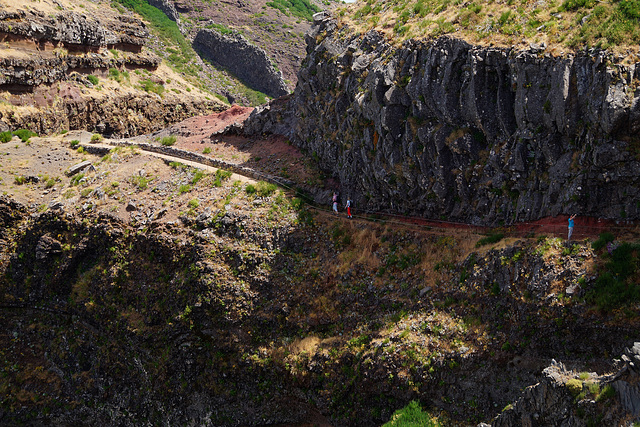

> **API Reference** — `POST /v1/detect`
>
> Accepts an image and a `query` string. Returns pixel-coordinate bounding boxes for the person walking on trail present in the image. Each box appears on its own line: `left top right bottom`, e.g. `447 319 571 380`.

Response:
332 192 339 216
568 214 576 242
345 198 352 218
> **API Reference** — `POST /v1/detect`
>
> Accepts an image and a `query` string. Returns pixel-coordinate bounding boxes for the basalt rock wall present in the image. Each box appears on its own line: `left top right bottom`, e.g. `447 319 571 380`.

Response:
265 13 640 225
193 29 289 99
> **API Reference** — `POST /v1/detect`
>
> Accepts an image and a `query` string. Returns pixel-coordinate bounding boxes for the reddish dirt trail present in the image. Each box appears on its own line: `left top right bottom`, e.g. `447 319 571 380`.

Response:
165 106 639 241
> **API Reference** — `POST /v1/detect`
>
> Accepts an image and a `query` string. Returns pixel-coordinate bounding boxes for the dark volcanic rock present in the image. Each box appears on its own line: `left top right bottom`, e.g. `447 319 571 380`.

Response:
193 28 289 99
245 13 640 226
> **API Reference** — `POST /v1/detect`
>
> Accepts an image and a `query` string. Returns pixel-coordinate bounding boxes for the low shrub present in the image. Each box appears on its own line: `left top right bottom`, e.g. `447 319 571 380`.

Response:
191 170 205 185
213 169 233 187
70 140 80 148
592 232 615 251
566 378 583 396
130 175 152 190
140 79 165 96
87 75 99 85
0 131 12 143
476 231 505 247
160 135 176 146
91 133 103 142
256 181 277 197
559 0 597 11
13 129 37 142
587 241 640 311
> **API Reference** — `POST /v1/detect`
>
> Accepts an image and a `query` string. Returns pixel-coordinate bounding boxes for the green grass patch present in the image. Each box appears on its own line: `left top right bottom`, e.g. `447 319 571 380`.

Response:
139 79 165 96
108 67 129 83
383 400 440 427
206 22 235 35
191 170 205 185
160 135 176 146
71 173 85 186
255 181 277 197
213 169 233 187
265 0 320 21
129 174 153 190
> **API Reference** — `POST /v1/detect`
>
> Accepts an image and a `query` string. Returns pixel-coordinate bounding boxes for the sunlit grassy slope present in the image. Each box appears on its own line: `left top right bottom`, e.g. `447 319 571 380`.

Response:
337 0 640 57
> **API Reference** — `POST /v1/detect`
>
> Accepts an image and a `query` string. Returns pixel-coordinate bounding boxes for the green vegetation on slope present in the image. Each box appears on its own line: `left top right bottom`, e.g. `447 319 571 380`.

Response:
588 233 640 311
341 0 640 54
113 0 198 72
266 0 320 21
383 401 441 426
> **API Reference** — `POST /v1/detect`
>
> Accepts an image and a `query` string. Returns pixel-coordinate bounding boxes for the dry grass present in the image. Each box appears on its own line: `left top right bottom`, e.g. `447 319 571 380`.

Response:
336 0 640 59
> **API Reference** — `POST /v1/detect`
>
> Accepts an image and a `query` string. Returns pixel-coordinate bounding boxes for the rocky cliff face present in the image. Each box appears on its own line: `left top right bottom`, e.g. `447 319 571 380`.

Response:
194 28 290 99
250 13 640 225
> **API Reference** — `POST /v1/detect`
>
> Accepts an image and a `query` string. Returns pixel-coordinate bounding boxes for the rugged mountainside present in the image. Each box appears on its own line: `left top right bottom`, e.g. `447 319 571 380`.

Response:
248 12 640 226
176 0 332 90
0 132 639 426
0 0 223 136
1 1 640 426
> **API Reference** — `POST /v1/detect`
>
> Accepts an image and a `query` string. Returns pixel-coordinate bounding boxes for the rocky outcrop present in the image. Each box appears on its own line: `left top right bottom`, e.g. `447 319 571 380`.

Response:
248 13 640 225
0 7 160 89
0 52 160 88
0 9 149 49
193 28 289 99
0 3 223 137
492 343 640 426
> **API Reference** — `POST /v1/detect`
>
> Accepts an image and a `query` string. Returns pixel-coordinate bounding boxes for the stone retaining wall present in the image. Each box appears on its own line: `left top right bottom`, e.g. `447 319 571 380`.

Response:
82 141 297 190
